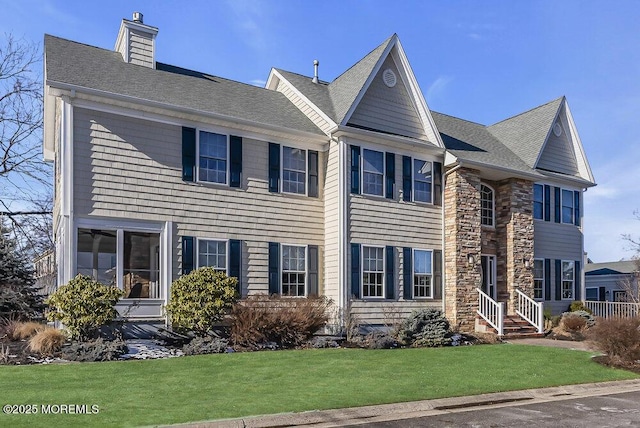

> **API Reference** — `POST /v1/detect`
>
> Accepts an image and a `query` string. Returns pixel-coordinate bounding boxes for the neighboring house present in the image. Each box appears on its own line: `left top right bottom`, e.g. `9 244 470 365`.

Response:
43 13 596 335
585 260 639 302
33 249 56 296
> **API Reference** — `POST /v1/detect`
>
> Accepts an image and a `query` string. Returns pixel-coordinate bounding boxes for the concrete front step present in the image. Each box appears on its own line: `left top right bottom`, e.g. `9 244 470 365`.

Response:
477 314 543 338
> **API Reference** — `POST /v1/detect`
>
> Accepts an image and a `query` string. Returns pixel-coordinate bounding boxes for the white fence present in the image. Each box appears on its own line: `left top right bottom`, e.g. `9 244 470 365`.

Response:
515 289 544 333
477 288 504 336
584 301 640 319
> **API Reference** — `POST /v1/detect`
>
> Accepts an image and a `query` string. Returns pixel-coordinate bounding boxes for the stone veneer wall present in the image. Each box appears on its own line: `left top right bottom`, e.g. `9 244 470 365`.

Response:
496 179 535 314
444 168 481 332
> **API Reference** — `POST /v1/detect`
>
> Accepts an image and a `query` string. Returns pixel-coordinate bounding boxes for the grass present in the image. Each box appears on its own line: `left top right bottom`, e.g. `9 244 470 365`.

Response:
0 344 636 427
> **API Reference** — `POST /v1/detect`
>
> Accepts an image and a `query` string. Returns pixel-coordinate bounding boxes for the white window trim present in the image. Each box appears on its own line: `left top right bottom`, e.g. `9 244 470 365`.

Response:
361 245 386 299
196 129 230 186
533 258 545 300
411 158 434 205
280 243 308 297
361 148 385 198
533 183 545 221
480 184 495 227
280 144 308 196
75 220 165 301
561 260 575 301
560 188 575 225
195 238 229 274
412 248 433 299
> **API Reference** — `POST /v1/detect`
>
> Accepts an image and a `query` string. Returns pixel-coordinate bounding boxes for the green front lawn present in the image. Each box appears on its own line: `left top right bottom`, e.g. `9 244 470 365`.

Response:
0 344 636 427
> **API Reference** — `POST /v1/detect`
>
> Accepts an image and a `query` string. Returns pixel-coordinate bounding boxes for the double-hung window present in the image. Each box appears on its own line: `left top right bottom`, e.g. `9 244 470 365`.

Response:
533 259 544 299
413 249 433 298
281 244 306 296
561 189 574 224
282 146 307 194
362 149 384 196
561 261 574 299
413 160 432 203
197 240 227 272
533 184 544 220
362 246 384 297
198 131 228 184
480 184 494 226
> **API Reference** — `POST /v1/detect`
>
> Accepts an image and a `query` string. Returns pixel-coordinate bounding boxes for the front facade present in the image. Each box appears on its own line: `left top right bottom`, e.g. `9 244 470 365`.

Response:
43 14 596 333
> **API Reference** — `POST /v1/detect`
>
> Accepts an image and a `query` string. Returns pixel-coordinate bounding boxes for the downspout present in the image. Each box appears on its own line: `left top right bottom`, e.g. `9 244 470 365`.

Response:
441 164 462 314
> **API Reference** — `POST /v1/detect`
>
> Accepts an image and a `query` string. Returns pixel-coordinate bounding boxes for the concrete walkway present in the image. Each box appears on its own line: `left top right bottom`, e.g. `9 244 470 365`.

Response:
171 339 626 428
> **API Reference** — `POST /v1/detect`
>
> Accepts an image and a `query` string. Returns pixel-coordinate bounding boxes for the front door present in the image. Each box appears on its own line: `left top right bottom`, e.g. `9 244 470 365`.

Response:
481 255 497 300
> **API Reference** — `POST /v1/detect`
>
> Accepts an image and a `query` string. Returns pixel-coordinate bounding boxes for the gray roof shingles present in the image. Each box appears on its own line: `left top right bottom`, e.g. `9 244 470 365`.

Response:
44 35 324 136
585 260 639 275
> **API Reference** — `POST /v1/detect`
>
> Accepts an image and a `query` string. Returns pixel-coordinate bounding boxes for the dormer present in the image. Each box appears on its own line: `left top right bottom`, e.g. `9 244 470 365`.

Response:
114 12 158 69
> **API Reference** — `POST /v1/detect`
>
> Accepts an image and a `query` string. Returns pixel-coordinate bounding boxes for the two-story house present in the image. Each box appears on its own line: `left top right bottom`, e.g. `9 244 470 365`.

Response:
43 13 595 336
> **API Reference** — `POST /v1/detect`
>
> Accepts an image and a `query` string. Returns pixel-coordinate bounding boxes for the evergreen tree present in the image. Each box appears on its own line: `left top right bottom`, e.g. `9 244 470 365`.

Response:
0 221 43 319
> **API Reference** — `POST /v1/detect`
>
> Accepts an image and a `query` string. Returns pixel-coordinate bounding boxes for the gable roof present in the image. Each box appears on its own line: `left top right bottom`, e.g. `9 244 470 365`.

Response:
585 260 639 275
44 35 324 137
432 112 542 179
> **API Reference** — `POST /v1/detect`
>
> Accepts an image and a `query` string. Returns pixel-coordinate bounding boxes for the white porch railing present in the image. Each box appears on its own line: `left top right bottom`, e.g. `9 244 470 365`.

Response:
584 301 640 319
477 288 504 336
515 289 544 333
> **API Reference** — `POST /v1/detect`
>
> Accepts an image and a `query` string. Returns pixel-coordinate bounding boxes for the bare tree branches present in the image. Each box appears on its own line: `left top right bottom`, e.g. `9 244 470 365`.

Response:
0 34 50 186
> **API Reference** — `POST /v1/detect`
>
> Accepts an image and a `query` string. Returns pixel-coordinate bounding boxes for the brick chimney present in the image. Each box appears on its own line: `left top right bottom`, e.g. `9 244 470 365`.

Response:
114 12 158 68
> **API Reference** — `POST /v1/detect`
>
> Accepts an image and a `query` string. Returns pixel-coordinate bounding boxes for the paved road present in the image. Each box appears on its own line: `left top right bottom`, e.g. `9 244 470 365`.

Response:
352 390 640 428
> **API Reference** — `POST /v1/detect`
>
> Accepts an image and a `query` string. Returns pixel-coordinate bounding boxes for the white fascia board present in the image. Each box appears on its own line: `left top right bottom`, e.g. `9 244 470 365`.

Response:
455 158 544 182
46 81 329 147
341 35 398 127
444 151 459 167
332 124 444 155
391 41 445 149
268 69 337 130
43 88 56 161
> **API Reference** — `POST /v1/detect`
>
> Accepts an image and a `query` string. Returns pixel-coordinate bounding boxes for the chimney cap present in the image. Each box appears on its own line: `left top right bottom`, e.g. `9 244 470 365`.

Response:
132 11 143 23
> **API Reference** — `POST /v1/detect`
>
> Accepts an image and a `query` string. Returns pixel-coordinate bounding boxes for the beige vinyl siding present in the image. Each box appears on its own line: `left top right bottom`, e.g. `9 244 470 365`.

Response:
347 56 427 140
276 79 333 134
323 141 340 302
128 29 154 68
537 115 579 175
350 300 441 325
72 108 325 293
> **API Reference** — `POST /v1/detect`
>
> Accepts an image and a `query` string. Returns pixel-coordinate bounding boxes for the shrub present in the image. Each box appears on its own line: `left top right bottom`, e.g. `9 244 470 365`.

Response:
165 268 238 336
231 295 332 349
61 338 128 362
45 275 125 340
28 328 66 355
182 336 229 356
588 317 640 364
363 331 398 349
396 308 452 347
569 301 593 314
12 321 46 340
560 313 587 332
562 310 596 328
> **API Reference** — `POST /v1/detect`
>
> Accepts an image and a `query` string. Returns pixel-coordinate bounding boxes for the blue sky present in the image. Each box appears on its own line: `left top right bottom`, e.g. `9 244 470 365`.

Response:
1 0 639 262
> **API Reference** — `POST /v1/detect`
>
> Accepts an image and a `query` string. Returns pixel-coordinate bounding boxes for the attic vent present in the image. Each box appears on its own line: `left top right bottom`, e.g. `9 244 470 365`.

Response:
553 122 563 137
382 69 397 87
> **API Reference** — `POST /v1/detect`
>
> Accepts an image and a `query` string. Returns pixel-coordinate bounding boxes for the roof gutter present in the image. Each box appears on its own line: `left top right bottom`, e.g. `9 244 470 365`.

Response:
45 80 328 143
330 124 445 154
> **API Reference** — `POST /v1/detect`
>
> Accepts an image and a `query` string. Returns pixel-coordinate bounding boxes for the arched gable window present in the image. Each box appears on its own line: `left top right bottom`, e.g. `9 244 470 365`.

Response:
480 184 495 227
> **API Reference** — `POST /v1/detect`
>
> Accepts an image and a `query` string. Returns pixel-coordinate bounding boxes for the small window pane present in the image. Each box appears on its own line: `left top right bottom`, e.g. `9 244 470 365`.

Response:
198 239 227 272
77 229 117 286
413 159 432 203
362 246 384 297
533 259 544 299
282 245 306 297
480 185 494 226
363 149 384 196
199 131 227 184
282 147 306 194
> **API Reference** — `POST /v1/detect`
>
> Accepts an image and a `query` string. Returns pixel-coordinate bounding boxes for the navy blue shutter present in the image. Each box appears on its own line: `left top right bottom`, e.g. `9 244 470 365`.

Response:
308 245 319 296
308 150 319 197
229 240 242 295
402 156 412 201
350 243 361 298
268 242 280 295
574 191 580 226
181 236 194 275
574 260 581 300
350 146 361 194
229 136 242 188
403 248 412 300
182 127 196 182
555 259 562 300
385 152 395 199
544 259 551 301
554 187 561 223
385 246 395 299
268 143 280 192
433 250 443 299
544 185 551 222
433 162 443 206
